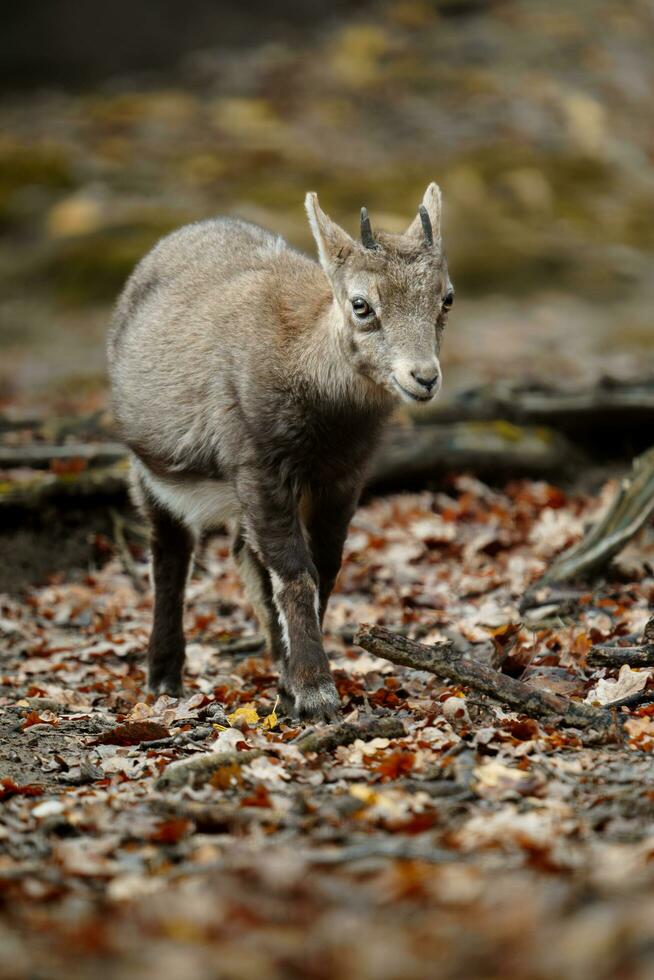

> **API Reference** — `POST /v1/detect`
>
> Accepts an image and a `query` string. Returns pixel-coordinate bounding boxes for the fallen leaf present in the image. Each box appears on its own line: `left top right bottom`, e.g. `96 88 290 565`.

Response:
22 710 59 729
92 720 170 746
374 750 415 781
227 703 259 726
262 697 279 731
149 818 193 844
585 665 651 706
0 779 44 802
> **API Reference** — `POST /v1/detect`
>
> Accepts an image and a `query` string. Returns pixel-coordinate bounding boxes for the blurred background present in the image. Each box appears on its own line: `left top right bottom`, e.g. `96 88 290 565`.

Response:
1 0 653 413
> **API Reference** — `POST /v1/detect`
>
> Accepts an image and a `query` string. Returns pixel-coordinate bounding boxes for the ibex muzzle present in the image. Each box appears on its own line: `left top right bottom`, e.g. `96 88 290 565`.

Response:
107 183 453 722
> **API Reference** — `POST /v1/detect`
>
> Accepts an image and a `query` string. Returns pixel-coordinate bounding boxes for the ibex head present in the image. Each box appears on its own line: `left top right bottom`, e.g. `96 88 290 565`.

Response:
305 183 453 404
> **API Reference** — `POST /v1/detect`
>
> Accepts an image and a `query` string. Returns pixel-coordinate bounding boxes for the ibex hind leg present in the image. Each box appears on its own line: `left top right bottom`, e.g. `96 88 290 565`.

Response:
143 493 194 698
231 527 295 714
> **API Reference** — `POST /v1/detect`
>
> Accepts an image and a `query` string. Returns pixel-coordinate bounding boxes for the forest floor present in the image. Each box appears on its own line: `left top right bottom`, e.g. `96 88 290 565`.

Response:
2 475 654 980
2 3 654 974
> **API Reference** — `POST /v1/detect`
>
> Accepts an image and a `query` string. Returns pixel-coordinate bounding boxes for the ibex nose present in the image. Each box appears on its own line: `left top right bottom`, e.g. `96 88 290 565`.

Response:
410 368 440 392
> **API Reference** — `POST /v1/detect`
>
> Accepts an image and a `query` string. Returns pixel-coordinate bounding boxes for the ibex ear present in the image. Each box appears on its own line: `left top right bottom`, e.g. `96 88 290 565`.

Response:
305 192 355 273
404 182 442 246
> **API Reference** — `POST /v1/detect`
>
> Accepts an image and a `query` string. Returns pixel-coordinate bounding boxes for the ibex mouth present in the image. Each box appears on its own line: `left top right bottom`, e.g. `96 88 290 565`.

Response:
391 375 435 403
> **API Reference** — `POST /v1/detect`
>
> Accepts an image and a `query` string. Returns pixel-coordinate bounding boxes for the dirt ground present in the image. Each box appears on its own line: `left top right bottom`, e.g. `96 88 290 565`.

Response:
2 477 654 980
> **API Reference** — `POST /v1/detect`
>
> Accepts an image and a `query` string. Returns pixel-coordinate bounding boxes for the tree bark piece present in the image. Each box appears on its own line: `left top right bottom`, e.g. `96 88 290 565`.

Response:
355 624 613 732
537 446 654 585
294 716 405 754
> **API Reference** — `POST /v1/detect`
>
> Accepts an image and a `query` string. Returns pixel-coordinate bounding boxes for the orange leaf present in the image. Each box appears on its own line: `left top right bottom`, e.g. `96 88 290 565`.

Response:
241 784 272 808
22 710 58 730
150 818 192 844
0 778 44 801
210 763 243 790
374 750 415 781
50 457 87 475
92 720 169 746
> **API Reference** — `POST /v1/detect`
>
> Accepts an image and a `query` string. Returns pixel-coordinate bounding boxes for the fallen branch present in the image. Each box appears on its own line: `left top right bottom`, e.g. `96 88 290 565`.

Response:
294 716 405 754
537 446 654 584
370 420 580 487
155 748 263 791
0 461 128 510
0 442 125 470
588 644 654 669
155 716 407 791
355 624 613 732
418 377 654 449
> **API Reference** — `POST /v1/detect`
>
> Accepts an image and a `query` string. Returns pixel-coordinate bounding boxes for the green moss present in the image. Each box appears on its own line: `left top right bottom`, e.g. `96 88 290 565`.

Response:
0 142 74 229
45 372 107 400
623 196 654 250
37 216 187 306
0 143 73 193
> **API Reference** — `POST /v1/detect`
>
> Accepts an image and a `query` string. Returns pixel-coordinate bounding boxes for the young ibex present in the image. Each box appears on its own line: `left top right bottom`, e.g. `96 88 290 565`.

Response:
107 183 453 721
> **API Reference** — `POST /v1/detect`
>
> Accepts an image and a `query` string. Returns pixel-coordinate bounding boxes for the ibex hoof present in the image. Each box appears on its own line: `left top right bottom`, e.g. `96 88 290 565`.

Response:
148 675 184 699
292 678 341 723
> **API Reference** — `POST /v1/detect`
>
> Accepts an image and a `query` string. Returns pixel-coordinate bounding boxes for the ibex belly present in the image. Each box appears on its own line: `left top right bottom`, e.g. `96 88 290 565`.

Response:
132 456 315 543
132 456 242 537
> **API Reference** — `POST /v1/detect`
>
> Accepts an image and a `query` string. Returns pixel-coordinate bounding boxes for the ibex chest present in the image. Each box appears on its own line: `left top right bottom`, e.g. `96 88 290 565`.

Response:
259 396 387 485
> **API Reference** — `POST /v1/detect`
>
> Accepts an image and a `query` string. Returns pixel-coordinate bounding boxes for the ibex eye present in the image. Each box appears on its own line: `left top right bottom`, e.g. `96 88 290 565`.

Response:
443 289 454 310
352 297 372 318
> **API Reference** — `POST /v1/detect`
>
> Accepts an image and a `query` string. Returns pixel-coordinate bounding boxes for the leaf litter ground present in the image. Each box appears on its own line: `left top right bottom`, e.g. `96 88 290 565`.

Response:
2 475 654 980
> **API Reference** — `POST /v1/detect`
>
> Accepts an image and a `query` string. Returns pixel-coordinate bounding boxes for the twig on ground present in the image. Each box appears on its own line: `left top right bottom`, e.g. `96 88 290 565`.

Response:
355 624 614 733
294 717 405 754
155 748 264 791
216 635 266 657
110 508 146 593
155 716 407 791
587 644 654 669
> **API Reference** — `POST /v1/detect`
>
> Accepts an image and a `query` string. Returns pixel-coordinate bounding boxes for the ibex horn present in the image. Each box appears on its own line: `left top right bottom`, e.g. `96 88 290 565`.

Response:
418 205 433 246
360 207 378 250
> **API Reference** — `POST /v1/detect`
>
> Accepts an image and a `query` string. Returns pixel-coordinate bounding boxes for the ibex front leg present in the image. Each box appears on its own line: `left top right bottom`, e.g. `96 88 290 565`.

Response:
237 470 340 722
307 480 360 624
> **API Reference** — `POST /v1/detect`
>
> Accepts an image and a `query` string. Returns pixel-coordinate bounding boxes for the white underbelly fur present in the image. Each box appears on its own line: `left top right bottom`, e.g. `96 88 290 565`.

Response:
133 457 242 536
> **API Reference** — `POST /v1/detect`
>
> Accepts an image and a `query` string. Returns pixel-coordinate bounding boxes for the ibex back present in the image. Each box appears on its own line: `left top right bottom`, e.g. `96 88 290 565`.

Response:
107 183 453 721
